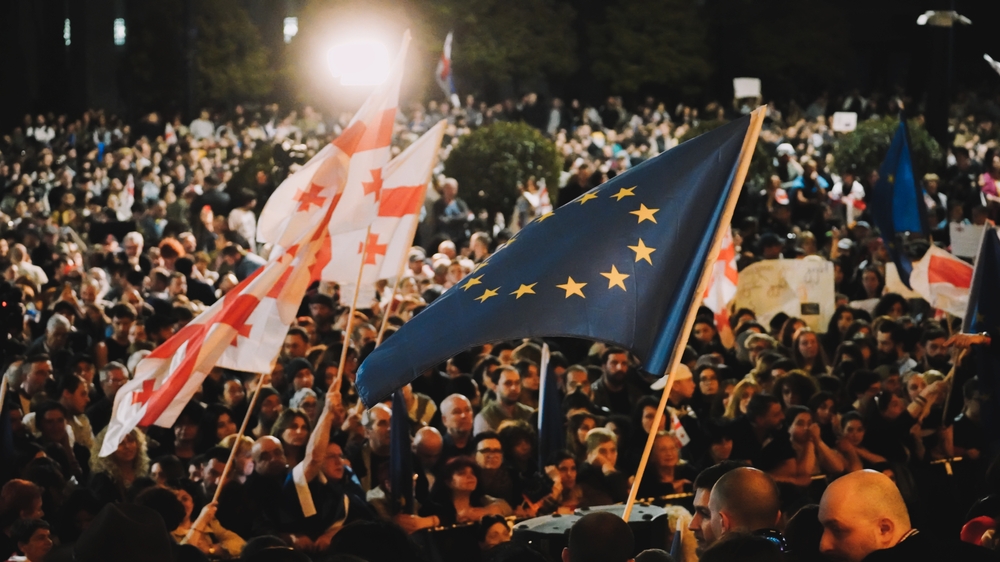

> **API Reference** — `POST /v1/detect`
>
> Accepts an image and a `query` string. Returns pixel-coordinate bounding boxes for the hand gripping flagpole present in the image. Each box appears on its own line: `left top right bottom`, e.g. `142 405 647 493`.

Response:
623 106 765 521
336 226 375 394
212 369 268 504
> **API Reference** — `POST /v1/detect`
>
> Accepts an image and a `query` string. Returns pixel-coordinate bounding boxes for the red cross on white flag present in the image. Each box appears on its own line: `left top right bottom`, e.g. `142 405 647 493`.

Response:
322 120 447 303
703 226 739 329
256 33 410 250
101 34 415 457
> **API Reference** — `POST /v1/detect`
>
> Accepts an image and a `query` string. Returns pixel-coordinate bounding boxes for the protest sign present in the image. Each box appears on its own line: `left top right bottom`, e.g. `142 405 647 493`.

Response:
733 78 761 99
734 259 835 332
950 223 985 259
832 112 858 132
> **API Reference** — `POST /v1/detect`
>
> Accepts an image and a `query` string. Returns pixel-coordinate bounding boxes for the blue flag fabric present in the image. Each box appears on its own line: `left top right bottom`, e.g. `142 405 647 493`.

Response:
962 227 1000 452
869 119 929 288
389 391 414 514
537 345 564 472
355 116 754 407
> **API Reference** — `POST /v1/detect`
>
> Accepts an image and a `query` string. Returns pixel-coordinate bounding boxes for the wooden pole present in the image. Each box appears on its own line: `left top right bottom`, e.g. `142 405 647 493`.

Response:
0 375 8 418
375 274 403 347
335 226 374 394
212 370 267 504
622 107 766 521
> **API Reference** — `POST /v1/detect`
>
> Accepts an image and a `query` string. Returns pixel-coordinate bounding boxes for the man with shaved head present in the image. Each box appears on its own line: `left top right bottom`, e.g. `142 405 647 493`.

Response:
563 511 635 562
439 393 475 461
708 467 782 541
819 470 992 562
412 426 443 505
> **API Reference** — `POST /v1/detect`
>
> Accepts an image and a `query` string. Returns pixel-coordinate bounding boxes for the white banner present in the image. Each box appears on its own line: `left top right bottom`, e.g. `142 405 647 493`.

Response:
832 112 858 132
733 77 761 99
734 259 835 333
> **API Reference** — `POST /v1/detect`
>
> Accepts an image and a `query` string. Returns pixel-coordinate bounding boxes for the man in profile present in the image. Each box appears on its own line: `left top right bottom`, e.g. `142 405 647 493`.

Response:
562 511 634 562
819 470 993 562
689 461 743 555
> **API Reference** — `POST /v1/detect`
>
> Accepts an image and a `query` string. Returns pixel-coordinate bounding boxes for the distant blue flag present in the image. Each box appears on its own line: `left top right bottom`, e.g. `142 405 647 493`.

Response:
0 393 15 483
869 119 929 288
355 114 758 406
537 344 564 472
962 227 1000 453
389 391 414 514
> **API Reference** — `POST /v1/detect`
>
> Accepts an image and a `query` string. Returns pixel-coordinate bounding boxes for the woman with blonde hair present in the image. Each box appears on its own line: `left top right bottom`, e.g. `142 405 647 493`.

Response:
723 379 760 420
89 426 150 506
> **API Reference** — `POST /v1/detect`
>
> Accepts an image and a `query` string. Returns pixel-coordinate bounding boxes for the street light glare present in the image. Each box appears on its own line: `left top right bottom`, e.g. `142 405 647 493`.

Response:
327 40 390 86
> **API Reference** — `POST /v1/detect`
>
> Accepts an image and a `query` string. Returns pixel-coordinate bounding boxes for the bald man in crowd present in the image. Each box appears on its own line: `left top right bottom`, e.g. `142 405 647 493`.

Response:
412 426 443 505
563 511 635 562
439 394 475 461
708 467 782 542
819 470 992 562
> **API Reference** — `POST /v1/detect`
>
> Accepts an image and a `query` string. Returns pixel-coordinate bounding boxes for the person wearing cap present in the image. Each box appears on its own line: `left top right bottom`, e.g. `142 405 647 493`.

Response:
758 233 784 260
922 172 947 211
652 364 705 459
775 143 803 189
406 247 433 282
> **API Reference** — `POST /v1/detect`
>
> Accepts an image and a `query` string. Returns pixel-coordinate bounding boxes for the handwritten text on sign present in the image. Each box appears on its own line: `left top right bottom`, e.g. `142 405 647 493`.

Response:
734 260 835 333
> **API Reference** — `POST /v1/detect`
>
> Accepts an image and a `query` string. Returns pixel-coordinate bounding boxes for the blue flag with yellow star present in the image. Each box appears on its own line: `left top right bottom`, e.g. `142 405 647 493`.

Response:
355 115 757 407
870 119 929 288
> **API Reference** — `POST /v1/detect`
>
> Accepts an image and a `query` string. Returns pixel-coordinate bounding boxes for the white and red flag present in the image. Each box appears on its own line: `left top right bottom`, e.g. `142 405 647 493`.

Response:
100 221 329 456
102 34 413 456
256 33 410 250
325 120 446 301
703 226 739 329
907 244 973 317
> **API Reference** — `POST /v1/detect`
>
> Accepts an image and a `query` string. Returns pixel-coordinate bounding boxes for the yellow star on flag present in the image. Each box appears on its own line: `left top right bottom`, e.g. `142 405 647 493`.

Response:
600 265 630 291
610 186 636 201
628 239 656 265
461 275 483 291
630 204 659 224
475 287 499 303
536 212 554 222
578 192 599 204
556 277 587 298
474 260 490 272
510 283 537 299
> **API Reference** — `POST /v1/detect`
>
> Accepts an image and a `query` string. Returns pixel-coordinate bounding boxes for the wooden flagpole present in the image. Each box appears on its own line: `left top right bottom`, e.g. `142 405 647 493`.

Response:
212 370 267 504
0 375 8 419
622 107 766 521
375 274 404 347
335 226 375 393
374 121 446 349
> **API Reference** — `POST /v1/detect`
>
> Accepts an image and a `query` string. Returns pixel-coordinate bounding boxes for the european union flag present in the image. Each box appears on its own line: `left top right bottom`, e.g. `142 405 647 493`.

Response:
355 112 762 406
870 119 929 288
963 227 1000 452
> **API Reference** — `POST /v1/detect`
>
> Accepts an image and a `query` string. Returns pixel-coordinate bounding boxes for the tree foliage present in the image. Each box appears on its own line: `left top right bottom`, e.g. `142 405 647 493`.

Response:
123 0 272 111
193 0 274 105
443 121 561 220
590 0 711 95
432 0 578 94
833 117 943 177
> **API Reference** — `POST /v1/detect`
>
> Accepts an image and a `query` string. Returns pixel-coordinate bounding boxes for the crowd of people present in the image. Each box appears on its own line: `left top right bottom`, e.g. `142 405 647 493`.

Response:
2 85 1000 562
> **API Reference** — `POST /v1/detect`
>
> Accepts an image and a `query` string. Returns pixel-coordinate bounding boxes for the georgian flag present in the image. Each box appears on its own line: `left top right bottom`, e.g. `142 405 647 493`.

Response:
436 32 460 107
256 33 411 249
703 226 739 328
326 120 447 304
886 244 973 318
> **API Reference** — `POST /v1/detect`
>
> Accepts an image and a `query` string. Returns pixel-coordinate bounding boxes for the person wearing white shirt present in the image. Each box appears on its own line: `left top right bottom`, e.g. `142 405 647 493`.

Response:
228 191 258 246
189 109 216 140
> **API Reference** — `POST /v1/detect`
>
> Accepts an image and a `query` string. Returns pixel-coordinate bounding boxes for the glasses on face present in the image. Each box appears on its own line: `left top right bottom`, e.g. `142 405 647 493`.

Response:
477 448 503 455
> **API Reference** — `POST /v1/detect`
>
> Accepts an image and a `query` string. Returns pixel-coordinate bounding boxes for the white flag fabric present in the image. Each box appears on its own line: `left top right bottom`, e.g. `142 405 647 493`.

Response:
100 221 331 456
905 245 973 317
104 35 414 457
985 54 1000 78
257 34 410 248
703 226 738 328
436 32 455 99
326 120 446 303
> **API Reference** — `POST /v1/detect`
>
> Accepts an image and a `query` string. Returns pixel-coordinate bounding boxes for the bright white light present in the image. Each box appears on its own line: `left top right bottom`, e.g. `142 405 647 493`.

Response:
64 19 71 46
327 40 390 86
113 18 126 46
283 17 298 44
